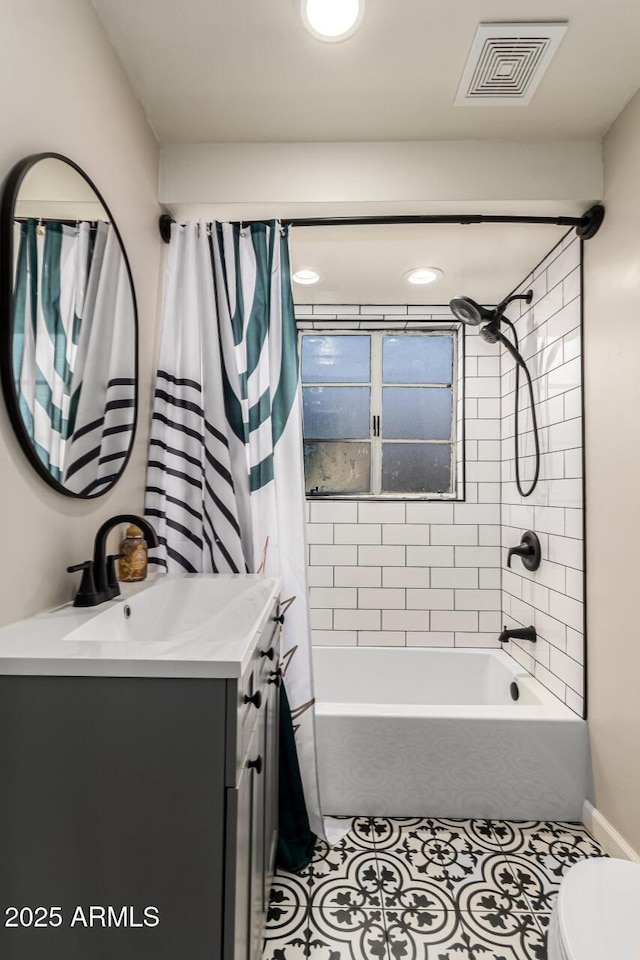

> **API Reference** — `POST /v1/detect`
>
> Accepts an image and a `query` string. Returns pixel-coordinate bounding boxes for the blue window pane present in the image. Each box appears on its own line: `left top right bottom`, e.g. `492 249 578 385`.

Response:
303 386 370 439
304 442 371 494
302 335 370 383
382 443 452 494
382 387 452 440
383 335 453 384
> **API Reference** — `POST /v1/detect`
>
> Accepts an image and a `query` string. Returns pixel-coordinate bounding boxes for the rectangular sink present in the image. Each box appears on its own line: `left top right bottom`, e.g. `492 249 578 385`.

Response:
64 574 273 646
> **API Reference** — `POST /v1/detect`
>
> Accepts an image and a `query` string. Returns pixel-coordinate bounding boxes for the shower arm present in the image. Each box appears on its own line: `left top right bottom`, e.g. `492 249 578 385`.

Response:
495 291 534 315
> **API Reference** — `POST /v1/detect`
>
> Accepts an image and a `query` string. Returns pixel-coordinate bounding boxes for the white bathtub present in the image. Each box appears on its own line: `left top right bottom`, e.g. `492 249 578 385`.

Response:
313 647 592 821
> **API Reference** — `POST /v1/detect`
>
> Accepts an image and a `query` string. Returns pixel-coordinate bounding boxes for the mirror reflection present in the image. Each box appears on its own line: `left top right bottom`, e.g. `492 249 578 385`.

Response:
4 155 137 497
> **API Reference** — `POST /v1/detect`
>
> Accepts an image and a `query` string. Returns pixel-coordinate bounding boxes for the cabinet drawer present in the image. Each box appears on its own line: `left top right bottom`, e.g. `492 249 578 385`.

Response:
226 602 281 787
239 618 280 764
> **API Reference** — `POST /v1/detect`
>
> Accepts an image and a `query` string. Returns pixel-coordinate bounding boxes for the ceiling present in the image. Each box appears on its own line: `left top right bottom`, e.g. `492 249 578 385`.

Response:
288 222 567 305
91 0 640 143
89 2 600 306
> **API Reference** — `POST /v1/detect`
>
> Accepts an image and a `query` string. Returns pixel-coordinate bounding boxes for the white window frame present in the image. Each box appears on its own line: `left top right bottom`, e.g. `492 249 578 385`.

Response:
300 329 459 500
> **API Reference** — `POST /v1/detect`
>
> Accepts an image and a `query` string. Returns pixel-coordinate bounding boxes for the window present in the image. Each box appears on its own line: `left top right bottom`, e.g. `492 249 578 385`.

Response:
301 332 456 498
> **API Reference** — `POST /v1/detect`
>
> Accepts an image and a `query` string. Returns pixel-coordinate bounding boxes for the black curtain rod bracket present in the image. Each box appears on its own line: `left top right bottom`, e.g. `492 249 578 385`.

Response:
159 213 173 244
158 205 605 244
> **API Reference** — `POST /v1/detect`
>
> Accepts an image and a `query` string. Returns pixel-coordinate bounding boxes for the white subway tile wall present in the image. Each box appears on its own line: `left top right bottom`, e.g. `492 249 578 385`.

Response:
500 234 584 715
301 310 502 653
299 260 584 717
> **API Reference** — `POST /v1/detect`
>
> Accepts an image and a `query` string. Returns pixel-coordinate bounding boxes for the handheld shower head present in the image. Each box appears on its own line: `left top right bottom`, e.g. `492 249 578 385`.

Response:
449 297 494 326
479 321 500 345
481 325 528 368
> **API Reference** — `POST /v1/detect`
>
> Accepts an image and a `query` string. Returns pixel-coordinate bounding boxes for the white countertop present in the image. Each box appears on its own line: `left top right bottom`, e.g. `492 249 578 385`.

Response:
0 574 281 679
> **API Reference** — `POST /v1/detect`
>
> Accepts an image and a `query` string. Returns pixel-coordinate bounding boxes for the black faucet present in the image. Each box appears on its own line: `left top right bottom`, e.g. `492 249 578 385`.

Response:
67 514 159 607
498 625 537 644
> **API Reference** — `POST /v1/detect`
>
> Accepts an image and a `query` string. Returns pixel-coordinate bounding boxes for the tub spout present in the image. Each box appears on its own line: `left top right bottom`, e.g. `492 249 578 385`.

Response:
499 625 537 644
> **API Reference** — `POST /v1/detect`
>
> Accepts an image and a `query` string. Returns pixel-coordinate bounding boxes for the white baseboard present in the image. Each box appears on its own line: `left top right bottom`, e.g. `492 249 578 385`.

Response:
582 801 640 862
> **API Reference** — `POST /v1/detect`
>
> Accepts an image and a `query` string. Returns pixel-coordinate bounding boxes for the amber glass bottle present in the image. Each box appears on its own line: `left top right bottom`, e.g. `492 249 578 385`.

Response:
117 524 148 582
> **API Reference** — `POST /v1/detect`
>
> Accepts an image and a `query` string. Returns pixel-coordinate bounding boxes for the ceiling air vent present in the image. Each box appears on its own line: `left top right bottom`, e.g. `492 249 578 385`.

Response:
455 22 568 106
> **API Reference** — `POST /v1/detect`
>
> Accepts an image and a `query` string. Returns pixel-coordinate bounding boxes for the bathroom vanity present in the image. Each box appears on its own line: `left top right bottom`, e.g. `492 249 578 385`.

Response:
0 574 281 960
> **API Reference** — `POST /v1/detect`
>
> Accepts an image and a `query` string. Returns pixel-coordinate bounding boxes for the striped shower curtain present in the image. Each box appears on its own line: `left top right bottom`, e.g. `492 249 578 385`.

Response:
145 220 323 837
12 219 135 493
63 223 136 496
13 219 89 480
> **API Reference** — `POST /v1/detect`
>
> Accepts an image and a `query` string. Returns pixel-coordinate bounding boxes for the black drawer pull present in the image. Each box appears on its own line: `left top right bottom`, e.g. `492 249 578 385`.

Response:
260 647 275 660
247 756 263 775
273 596 296 625
268 670 281 688
243 691 262 709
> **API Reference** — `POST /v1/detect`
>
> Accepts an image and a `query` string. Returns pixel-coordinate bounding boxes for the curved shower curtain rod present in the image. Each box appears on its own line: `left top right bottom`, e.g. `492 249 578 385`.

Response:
158 204 605 244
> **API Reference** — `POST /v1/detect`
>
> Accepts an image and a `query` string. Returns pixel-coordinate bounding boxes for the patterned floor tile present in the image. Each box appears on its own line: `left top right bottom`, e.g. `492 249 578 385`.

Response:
374 849 458 912
384 907 462 959
353 817 441 851
489 820 606 912
272 837 383 909
266 896 305 933
455 853 541 915
461 910 547 960
491 855 559 914
328 816 383 850
385 909 546 960
490 820 545 851
490 819 604 865
263 905 388 960
429 818 508 854
531 911 551 937
269 871 310 908
369 817 503 853
263 818 602 959
376 825 515 906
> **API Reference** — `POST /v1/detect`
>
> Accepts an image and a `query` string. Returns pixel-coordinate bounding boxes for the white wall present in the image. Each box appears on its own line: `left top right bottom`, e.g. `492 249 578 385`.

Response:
160 141 602 217
584 86 640 855
0 0 160 626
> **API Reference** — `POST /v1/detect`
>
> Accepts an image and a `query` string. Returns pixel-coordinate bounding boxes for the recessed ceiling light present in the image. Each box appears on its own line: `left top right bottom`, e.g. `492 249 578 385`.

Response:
301 0 365 42
293 268 322 286
403 267 443 286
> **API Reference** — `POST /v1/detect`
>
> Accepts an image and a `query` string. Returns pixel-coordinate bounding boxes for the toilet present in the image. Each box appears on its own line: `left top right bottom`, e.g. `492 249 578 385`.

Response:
548 857 640 960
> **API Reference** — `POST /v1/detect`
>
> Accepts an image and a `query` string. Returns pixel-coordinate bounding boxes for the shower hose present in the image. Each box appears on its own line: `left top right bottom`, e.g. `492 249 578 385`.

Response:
501 317 540 498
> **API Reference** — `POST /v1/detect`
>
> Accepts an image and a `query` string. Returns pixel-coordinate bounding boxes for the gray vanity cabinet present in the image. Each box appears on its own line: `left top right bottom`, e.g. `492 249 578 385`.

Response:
225 613 281 960
0 599 281 960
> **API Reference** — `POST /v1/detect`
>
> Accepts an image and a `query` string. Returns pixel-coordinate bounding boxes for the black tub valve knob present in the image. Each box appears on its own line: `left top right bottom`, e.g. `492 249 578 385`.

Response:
507 530 541 571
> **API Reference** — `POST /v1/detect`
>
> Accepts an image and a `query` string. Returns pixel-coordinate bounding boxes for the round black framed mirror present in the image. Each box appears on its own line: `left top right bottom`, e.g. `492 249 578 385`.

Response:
0 153 138 498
